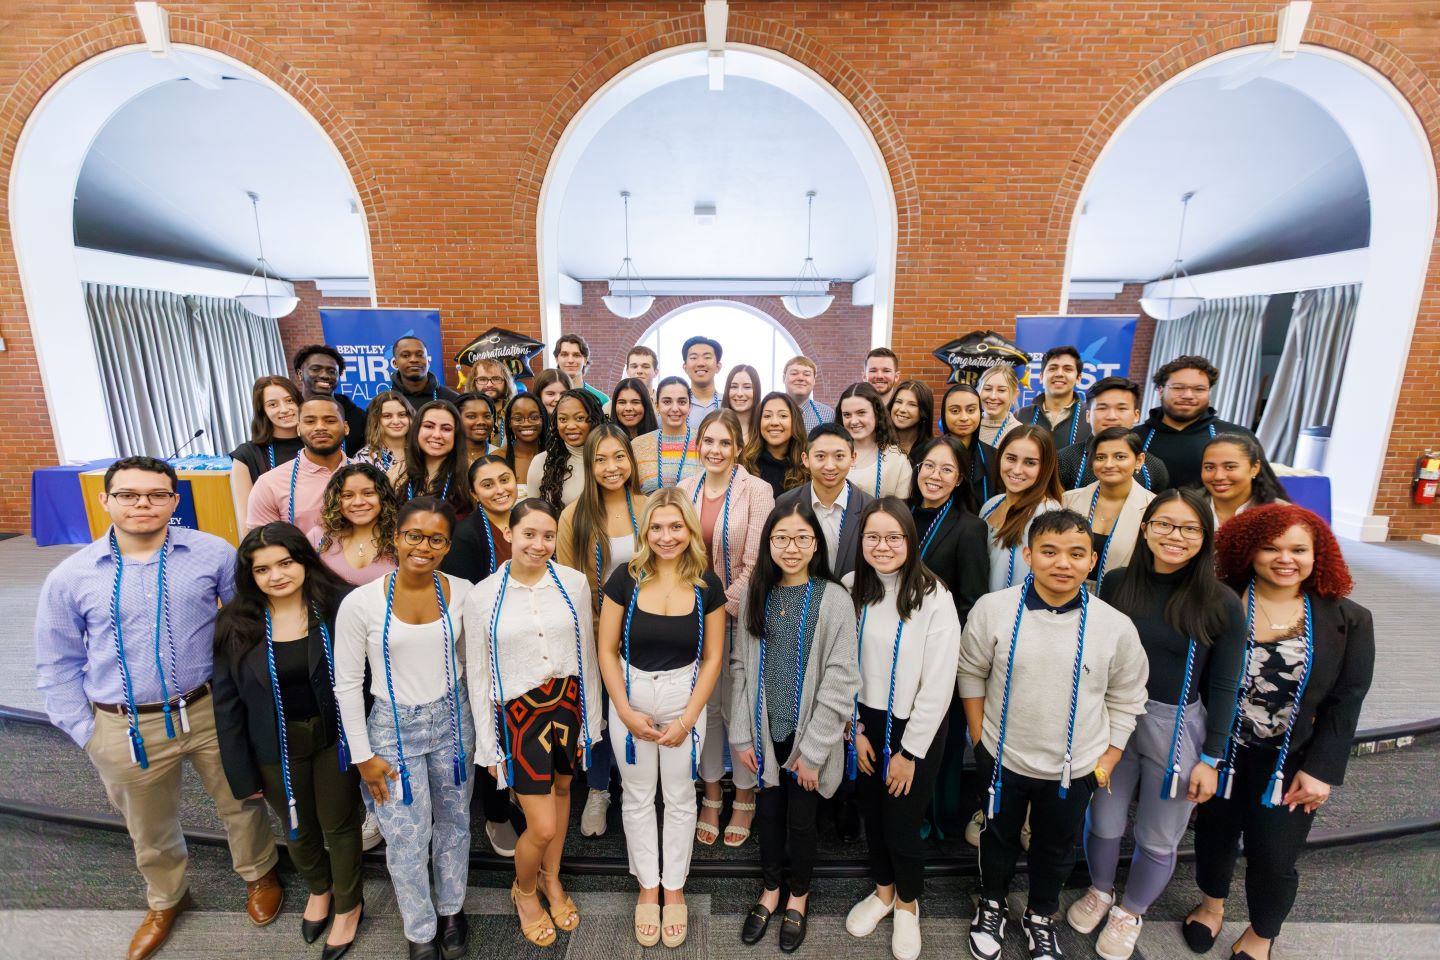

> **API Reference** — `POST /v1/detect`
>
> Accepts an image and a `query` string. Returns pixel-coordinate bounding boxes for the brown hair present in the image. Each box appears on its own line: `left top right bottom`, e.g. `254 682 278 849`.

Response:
993 425 1064 548
247 375 303 444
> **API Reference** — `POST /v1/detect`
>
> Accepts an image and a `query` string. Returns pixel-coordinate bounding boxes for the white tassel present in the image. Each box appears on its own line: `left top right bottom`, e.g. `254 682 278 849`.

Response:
986 785 998 819
1222 772 1233 800
1169 765 1180 799
1060 757 1072 792
178 698 190 735
1269 776 1284 808
288 798 299 832
128 736 138 765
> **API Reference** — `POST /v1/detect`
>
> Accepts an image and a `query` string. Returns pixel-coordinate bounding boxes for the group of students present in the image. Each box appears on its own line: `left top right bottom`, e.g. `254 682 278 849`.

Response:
34 332 1374 960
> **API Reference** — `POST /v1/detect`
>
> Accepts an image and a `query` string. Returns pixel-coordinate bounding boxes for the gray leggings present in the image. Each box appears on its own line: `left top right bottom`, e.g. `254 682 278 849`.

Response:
1084 699 1206 914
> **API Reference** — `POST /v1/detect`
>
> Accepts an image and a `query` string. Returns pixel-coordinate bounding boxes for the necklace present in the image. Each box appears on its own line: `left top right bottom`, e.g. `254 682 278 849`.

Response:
1256 595 1302 631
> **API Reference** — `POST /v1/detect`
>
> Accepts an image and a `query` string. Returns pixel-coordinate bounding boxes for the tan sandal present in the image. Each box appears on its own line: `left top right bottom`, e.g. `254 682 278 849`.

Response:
537 868 579 932
695 797 723 846
634 902 662 947
661 902 689 948
723 800 757 847
511 882 556 947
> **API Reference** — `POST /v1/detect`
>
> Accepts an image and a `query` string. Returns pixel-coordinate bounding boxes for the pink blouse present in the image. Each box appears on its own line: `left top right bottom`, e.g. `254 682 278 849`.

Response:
307 527 397 586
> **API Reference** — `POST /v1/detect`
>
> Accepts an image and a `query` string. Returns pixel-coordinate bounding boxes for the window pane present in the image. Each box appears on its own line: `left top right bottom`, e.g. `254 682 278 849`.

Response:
632 303 802 395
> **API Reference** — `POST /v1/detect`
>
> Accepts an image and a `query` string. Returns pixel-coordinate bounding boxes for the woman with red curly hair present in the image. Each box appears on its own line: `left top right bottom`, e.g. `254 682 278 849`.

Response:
1183 504 1374 960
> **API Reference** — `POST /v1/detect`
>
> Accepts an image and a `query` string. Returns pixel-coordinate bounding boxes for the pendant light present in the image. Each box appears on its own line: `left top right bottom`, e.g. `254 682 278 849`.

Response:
602 191 655 319
235 191 299 318
1139 191 1203 321
780 190 834 320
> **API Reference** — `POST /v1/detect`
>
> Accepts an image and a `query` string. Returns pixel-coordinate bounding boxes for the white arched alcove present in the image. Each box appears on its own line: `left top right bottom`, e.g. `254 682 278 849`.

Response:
631 299 804 393
536 44 898 358
1059 45 1436 542
8 44 376 462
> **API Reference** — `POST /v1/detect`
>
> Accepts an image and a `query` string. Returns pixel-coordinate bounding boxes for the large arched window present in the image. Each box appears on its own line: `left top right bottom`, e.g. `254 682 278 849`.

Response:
631 302 802 395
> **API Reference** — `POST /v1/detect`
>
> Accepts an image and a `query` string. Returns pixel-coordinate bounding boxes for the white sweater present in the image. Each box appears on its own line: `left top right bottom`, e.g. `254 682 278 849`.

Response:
461 562 603 779
849 444 914 500
526 444 586 507
333 572 473 763
841 569 961 760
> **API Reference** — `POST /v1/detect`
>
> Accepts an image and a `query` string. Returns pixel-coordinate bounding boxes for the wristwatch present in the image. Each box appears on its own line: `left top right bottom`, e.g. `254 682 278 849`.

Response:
899 747 920 763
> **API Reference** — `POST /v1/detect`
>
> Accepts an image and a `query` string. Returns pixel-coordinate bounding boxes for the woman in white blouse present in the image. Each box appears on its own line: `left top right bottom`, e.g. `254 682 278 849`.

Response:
842 497 962 960
836 382 913 499
463 498 602 947
333 496 475 959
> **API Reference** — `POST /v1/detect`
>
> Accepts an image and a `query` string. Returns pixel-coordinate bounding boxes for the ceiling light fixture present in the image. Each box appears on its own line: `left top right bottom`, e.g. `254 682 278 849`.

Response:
1139 191 1203 321
236 191 299 318
780 191 834 319
602 191 655 319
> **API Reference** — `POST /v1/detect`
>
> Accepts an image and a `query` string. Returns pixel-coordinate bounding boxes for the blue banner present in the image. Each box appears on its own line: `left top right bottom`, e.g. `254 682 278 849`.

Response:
1014 315 1138 407
168 479 199 531
319 308 444 408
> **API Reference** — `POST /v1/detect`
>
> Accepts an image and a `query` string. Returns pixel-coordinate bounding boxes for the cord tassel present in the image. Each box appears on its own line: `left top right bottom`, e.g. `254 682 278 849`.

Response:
881 747 892 783
162 704 176 740
129 728 148 769
1219 766 1233 800
583 740 592 771
1166 766 1180 799
1059 756 1072 798
987 783 999 819
452 755 463 788
690 731 700 780
399 767 414 805
1263 774 1282 809
177 698 190 735
336 737 350 773
845 740 857 782
625 733 636 765
287 798 299 839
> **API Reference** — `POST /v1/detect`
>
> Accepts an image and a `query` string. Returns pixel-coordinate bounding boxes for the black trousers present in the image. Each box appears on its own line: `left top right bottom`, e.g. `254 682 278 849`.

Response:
856 704 948 902
974 742 1097 916
1193 743 1317 939
755 735 822 895
471 763 514 824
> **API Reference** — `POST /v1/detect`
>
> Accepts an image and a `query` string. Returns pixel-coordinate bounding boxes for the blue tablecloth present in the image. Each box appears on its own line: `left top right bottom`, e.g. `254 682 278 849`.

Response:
31 459 118 546
1279 475 1332 525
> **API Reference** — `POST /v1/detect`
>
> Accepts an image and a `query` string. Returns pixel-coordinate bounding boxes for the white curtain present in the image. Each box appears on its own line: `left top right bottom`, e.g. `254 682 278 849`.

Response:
1145 294 1269 427
1256 284 1360 465
84 282 287 458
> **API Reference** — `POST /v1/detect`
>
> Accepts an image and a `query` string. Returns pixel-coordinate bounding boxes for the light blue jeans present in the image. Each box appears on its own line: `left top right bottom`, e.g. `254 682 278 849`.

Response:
368 689 476 943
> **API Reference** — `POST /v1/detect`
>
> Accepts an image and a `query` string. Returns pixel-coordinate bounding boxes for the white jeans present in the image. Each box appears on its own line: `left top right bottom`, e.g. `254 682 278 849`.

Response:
698 658 757 790
611 663 709 890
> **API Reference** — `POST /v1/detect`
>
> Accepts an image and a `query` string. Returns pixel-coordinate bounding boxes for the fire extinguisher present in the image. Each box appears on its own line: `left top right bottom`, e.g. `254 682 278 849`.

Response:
1414 451 1440 505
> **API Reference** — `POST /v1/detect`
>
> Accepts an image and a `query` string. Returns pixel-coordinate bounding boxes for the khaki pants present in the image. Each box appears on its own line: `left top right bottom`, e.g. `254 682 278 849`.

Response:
87 695 279 909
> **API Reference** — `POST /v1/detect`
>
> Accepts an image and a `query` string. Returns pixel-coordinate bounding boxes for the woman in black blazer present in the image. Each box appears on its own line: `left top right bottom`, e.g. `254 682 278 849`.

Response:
1185 504 1374 960
213 522 366 960
906 435 990 838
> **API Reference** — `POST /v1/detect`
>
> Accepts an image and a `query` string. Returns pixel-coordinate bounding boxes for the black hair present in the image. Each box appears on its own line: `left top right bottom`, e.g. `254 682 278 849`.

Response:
104 456 177 492
654 375 690 401
1086 376 1142 406
300 394 346 417
214 522 351 663
402 400 472 514
539 388 606 509
744 500 839 637
682 335 723 362
939 382 983 439
906 435 979 514
292 343 344 372
1152 354 1220 388
467 452 514 489
849 497 940 621
1040 345 1082 370
391 334 427 355
1088 425 1144 456
807 420 854 450
1203 432 1286 506
509 496 559 528
609 377 658 438
502 392 550 466
1026 507 1092 545
397 495 457 536
1103 488 1228 646
456 392 497 447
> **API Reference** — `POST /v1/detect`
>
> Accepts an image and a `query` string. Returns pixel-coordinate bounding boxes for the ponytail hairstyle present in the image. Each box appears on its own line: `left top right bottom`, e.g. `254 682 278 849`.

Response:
539 388 606 509
992 425 1064 548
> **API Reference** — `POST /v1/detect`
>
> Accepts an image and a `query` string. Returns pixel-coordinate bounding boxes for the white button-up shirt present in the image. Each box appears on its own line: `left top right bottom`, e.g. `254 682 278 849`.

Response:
810 482 851 567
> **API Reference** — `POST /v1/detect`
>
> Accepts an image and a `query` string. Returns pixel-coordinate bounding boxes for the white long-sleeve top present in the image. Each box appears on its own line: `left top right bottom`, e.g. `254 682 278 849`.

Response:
980 494 1064 592
841 569 961 760
461 561 603 779
332 572 473 764
848 444 914 500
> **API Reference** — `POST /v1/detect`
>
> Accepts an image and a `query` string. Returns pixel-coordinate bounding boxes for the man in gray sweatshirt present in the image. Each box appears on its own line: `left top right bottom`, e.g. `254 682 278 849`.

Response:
958 509 1148 960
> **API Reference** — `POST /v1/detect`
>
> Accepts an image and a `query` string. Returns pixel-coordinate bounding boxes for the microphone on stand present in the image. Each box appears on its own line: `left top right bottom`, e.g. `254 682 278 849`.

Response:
169 428 205 460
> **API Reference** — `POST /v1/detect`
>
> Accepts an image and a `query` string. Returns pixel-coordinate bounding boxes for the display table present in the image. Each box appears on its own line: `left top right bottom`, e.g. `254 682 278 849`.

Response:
73 456 239 546
1279 475 1332 525
31 459 119 546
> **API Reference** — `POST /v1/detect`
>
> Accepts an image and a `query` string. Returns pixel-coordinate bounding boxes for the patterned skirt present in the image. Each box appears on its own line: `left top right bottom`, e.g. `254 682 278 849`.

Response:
504 676 583 795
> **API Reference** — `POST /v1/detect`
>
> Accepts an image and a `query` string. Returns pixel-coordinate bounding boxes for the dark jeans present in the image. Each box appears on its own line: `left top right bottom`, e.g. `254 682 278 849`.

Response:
856 704 948 903
974 742 1097 916
470 764 514 824
756 735 822 895
259 715 365 912
587 687 617 792
1194 743 1317 939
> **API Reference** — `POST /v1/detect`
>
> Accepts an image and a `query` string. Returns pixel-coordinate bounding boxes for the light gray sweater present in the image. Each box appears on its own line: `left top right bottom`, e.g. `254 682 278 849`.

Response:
727 580 859 797
958 585 1149 781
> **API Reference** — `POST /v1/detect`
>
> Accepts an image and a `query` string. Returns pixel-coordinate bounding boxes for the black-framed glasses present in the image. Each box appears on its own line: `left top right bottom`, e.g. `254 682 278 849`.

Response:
769 534 816 550
862 533 907 548
109 491 177 506
400 530 451 549
1144 519 1204 541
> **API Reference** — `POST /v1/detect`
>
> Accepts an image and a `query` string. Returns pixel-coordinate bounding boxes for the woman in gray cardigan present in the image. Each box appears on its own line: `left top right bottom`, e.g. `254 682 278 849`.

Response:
729 500 859 953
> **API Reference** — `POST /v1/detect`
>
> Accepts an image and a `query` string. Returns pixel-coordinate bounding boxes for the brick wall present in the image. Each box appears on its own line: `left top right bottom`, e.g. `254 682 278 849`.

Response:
1 3 1438 537
1065 283 1158 388
560 281 871 403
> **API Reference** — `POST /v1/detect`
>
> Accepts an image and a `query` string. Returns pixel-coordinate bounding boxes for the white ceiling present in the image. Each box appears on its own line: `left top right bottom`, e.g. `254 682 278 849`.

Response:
1070 56 1370 283
73 76 368 280
557 74 878 281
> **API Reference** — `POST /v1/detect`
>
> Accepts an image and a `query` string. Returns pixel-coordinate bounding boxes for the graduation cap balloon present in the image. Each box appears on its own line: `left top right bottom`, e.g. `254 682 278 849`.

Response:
932 330 1032 387
454 327 544 381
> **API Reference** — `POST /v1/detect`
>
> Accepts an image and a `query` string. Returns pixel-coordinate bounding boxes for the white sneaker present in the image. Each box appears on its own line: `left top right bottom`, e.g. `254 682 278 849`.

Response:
580 788 611 837
360 810 383 851
845 892 895 938
964 810 984 848
486 818 518 858
892 903 921 960
1094 906 1142 960
1065 887 1114 935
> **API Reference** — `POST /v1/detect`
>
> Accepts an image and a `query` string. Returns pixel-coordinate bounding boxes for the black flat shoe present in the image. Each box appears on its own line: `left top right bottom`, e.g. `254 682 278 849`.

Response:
301 911 331 944
778 908 807 953
321 901 364 960
438 911 469 959
407 937 438 960
1183 906 1219 953
740 900 776 944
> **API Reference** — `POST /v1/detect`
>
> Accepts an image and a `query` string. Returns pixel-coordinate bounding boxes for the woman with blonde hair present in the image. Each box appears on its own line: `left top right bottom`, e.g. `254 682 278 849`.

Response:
597 488 726 948
977 365 1022 448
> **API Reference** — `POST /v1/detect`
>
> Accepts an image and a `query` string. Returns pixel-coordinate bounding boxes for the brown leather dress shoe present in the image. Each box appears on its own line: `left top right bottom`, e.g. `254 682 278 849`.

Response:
245 867 284 926
128 890 194 960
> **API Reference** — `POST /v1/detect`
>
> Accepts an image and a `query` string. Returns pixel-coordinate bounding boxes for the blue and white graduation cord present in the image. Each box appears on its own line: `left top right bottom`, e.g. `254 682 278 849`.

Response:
593 488 638 611
987 414 1011 447
1161 637 1197 800
656 425 693 488
981 496 1019 588
621 583 705 777
1086 486 1116 591
753 578 815 788
107 529 182 768
846 605 906 782
406 474 451 502
917 498 953 559
690 467 735 587
378 572 467 805
986 576 1090 818
1139 422 1215 490
1030 391 1083 448
1216 584 1313 807
262 608 300 837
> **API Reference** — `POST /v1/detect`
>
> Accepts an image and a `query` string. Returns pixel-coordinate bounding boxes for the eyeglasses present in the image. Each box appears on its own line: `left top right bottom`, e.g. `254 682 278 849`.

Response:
918 460 959 479
109 491 177 506
474 376 505 385
862 533 907 548
769 534 816 550
400 530 451 548
510 414 543 425
1144 519 1205 541
1163 384 1210 396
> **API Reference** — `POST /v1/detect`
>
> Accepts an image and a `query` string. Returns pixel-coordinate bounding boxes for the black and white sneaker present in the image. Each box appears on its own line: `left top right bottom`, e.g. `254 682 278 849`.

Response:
1023 910 1064 959
968 897 1008 960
